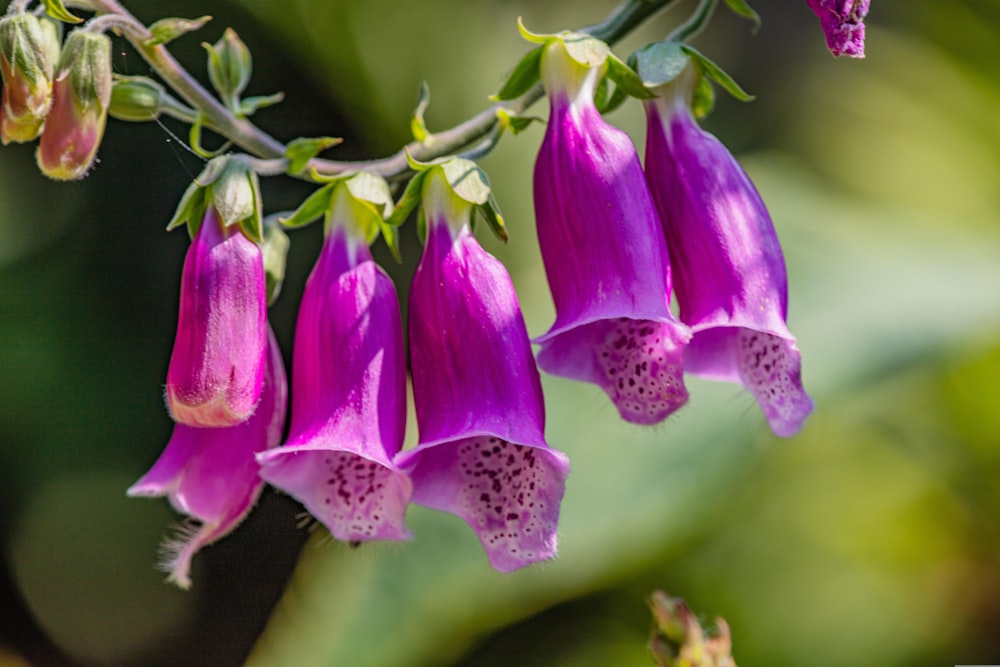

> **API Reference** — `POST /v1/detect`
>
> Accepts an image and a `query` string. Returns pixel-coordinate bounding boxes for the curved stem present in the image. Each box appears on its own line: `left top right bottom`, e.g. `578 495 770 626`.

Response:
82 0 681 179
668 0 720 42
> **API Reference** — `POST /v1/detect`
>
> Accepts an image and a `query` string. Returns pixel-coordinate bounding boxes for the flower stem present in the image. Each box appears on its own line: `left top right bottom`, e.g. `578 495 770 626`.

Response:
80 0 683 179
668 0 720 43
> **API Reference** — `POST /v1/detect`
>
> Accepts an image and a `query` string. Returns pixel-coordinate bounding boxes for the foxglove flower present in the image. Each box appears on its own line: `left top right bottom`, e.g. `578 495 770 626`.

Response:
166 206 267 427
644 66 813 437
533 38 690 425
396 168 570 572
37 29 112 180
129 326 287 589
0 13 57 144
807 0 870 58
257 186 411 542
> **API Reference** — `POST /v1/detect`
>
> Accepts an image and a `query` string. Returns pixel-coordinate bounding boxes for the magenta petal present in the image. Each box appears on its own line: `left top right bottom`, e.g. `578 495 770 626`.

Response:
533 41 690 424
166 207 267 427
402 435 569 573
257 224 411 542
806 0 869 58
644 80 813 437
128 326 287 588
397 193 570 571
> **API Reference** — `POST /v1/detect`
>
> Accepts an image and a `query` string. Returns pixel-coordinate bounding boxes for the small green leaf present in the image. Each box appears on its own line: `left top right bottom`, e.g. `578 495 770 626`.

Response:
680 45 754 102
378 221 402 263
239 92 285 117
41 0 81 24
477 192 508 243
261 216 290 305
280 184 334 228
691 74 715 119
441 158 490 206
240 170 264 244
166 181 205 234
492 45 542 101
410 81 431 142
284 136 342 175
561 33 609 68
497 108 542 134
723 0 762 32
635 41 691 88
606 52 654 99
144 16 212 47
386 171 428 228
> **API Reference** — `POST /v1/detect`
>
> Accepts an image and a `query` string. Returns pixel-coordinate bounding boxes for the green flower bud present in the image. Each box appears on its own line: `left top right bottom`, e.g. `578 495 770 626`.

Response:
205 28 251 111
0 13 57 144
36 29 112 180
109 75 164 122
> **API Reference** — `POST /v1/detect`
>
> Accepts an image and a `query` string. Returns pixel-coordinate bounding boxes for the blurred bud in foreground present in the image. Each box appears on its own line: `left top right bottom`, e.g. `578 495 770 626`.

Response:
36 28 112 180
648 590 736 667
0 13 58 144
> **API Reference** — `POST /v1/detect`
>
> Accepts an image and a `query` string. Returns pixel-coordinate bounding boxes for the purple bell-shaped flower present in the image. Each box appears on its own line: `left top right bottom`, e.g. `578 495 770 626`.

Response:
644 65 814 437
257 184 412 543
533 38 690 426
396 167 570 572
129 326 287 589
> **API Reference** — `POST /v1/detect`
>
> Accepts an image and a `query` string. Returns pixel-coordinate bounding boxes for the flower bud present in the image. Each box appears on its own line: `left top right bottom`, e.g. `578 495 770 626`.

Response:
108 75 164 122
36 29 112 180
205 28 251 110
0 13 57 144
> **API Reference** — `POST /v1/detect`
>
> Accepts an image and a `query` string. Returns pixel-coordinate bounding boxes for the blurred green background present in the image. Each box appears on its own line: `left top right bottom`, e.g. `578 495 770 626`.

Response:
1 0 999 665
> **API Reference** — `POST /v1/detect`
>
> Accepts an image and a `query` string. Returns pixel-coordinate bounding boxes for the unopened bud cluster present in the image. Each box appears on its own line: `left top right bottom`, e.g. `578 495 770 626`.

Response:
0 9 111 179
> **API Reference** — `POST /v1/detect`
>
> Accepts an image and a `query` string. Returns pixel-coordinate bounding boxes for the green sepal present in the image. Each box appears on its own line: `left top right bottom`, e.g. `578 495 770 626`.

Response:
166 179 207 237
515 17 549 45
476 191 507 243
189 116 231 158
496 107 541 134
723 0 761 32
635 41 691 88
41 0 81 24
144 16 212 47
239 92 284 117
238 169 264 244
691 74 715 119
280 183 335 228
211 159 261 244
596 81 628 115
386 169 429 228
492 45 542 101
344 171 393 220
261 215 290 306
284 136 342 175
606 52 653 100
560 32 610 69
378 220 402 263
680 45 754 102
410 81 431 142
440 157 490 206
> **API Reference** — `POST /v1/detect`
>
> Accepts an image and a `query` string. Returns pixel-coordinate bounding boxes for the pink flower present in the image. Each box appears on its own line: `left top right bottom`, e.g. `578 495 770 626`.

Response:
806 0 870 58
129 327 287 589
166 206 267 427
396 166 570 572
257 185 412 543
